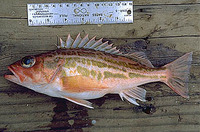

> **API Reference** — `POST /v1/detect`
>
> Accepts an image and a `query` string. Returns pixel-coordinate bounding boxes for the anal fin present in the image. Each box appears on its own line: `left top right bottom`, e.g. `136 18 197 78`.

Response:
119 87 146 106
62 96 94 109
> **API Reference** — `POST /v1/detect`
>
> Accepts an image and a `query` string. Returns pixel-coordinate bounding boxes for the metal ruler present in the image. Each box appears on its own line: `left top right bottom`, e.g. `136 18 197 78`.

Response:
27 1 133 26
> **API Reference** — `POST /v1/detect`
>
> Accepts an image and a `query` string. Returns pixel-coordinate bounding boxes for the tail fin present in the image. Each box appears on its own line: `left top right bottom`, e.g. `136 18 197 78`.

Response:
164 52 193 98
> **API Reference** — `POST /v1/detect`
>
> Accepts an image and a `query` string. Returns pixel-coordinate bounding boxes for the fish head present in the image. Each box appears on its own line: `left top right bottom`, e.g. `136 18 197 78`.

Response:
4 55 48 89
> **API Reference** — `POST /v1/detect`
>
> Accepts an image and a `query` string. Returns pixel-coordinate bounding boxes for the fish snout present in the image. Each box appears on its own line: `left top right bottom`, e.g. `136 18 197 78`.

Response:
6 65 26 83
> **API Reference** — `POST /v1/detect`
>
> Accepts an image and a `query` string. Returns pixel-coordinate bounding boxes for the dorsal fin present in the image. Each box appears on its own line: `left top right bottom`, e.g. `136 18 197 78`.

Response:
72 33 82 48
66 34 74 48
125 52 154 68
57 33 123 55
57 34 153 67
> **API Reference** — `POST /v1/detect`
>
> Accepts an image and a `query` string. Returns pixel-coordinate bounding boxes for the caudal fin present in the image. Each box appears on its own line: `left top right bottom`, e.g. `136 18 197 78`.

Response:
164 52 193 98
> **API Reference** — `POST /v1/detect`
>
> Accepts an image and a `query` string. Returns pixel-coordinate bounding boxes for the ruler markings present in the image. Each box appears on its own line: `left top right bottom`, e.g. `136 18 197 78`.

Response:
27 1 133 26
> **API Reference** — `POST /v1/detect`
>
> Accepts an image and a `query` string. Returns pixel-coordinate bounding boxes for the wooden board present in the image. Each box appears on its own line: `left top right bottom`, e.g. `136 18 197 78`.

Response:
0 0 200 131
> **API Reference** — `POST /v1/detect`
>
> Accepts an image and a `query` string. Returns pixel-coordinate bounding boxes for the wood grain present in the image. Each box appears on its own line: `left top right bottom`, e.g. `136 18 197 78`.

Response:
0 0 200 131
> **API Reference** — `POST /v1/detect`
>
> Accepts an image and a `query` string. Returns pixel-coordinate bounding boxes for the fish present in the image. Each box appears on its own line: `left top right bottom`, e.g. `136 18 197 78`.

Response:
4 33 193 109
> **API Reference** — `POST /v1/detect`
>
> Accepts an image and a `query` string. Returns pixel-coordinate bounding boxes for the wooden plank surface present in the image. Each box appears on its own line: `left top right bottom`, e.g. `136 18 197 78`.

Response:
0 0 200 131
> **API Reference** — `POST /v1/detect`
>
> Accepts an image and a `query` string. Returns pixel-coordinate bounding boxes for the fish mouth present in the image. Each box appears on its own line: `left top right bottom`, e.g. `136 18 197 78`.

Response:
4 66 22 84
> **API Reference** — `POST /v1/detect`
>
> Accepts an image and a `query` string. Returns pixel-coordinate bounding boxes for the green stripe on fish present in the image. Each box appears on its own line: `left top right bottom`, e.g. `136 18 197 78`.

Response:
97 72 103 81
91 70 97 78
66 57 124 71
128 73 146 78
65 58 76 68
77 66 90 77
104 71 127 79
92 60 107 68
128 72 159 79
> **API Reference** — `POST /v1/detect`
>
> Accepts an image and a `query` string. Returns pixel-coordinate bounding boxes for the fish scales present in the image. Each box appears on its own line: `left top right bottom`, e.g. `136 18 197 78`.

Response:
43 49 163 81
5 34 193 108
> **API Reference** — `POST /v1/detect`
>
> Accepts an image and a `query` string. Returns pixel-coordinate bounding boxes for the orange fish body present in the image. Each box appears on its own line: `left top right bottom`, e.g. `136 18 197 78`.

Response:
5 34 193 108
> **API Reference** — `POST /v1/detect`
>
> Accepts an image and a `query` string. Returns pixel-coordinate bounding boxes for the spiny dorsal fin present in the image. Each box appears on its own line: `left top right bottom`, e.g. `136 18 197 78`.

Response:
125 52 154 68
66 34 74 48
57 34 153 67
57 33 123 55
72 33 81 48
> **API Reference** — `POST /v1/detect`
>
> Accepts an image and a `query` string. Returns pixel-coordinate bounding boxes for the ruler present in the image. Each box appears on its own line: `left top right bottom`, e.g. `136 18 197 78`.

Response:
27 1 133 26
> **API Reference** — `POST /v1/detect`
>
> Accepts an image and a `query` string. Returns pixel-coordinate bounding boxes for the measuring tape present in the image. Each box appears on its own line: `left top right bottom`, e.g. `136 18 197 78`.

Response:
27 1 133 26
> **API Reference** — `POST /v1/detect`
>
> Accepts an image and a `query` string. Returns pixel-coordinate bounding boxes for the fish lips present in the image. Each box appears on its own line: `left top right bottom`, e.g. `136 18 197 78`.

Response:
5 65 25 84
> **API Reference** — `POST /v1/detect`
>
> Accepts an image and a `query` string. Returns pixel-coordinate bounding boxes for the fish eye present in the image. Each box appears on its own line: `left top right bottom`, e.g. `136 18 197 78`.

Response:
21 56 36 68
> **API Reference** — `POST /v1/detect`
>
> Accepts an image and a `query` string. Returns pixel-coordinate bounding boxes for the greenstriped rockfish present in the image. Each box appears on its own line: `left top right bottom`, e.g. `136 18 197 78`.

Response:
5 33 193 108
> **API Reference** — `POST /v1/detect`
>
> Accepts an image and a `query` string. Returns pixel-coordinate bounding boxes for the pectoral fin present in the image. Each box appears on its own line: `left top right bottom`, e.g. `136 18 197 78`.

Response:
119 87 146 106
62 96 94 109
